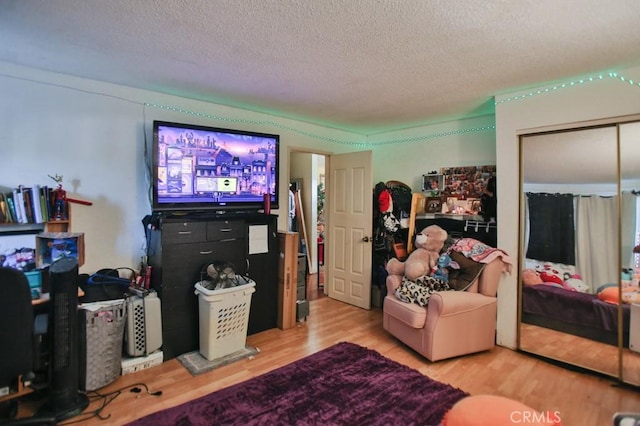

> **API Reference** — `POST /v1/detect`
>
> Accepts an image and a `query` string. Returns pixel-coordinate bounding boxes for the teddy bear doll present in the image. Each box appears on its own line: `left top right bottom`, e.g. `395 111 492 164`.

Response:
386 225 448 281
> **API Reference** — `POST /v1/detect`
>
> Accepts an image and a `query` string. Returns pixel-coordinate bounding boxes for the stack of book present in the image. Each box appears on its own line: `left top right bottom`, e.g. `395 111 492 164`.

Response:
0 185 55 224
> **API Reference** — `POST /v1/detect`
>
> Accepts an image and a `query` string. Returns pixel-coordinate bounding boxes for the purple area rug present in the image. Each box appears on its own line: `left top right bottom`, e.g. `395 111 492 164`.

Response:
127 341 468 426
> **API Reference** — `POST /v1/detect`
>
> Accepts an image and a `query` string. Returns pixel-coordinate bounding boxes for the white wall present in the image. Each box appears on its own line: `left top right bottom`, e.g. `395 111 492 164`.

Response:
369 115 496 191
0 62 361 273
495 65 640 349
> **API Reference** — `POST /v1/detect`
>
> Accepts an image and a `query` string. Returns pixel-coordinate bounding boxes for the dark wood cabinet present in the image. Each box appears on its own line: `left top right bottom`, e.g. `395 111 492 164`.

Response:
148 214 278 360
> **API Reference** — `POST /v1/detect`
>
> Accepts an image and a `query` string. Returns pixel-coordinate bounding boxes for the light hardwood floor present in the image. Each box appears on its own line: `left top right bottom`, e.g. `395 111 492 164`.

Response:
521 322 640 385
17 287 640 425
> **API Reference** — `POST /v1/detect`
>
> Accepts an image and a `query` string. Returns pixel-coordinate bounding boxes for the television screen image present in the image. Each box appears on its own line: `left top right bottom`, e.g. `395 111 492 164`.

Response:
153 121 279 213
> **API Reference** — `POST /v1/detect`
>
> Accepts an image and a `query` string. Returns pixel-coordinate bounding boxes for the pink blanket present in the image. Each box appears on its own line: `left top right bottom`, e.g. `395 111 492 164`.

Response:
451 238 513 273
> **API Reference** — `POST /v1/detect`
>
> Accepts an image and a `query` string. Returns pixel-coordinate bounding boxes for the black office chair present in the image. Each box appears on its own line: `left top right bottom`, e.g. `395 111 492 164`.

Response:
0 268 55 425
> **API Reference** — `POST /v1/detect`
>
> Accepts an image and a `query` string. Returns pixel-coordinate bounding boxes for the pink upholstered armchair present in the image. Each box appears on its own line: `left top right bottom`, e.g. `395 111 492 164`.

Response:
383 255 506 361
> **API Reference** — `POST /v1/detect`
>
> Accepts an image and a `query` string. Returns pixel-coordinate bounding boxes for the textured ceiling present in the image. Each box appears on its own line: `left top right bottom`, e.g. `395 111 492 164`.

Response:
1 0 640 134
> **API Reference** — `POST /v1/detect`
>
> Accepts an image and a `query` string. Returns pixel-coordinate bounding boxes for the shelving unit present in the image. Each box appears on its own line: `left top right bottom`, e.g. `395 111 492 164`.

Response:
0 223 45 233
0 200 72 233
45 208 71 232
406 192 496 251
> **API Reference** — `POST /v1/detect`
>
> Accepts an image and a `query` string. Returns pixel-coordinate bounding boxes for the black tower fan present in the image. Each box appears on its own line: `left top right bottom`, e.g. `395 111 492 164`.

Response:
37 257 89 421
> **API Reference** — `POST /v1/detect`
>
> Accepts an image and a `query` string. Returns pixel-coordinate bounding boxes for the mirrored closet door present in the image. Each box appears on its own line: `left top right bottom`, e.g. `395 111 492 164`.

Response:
518 117 640 385
620 121 640 386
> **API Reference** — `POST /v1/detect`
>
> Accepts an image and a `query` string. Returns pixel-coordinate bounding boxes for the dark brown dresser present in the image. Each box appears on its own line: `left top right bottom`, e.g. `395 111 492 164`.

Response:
148 213 278 360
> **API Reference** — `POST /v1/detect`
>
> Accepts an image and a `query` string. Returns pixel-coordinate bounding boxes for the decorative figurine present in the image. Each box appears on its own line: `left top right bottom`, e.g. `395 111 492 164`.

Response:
49 174 68 220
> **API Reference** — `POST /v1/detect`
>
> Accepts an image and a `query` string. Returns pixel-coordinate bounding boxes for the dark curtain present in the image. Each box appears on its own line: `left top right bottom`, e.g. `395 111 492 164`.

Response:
526 193 575 264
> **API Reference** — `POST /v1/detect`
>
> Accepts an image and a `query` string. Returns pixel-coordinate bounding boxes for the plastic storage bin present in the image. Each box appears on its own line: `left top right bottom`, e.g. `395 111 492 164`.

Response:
194 280 256 361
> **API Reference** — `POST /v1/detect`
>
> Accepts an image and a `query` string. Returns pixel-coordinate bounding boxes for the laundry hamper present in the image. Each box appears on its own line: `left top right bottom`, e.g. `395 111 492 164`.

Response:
194 280 256 361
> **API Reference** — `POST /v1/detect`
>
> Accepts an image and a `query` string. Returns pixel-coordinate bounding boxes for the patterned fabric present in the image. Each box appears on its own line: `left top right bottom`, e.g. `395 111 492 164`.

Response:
395 275 451 307
452 238 513 273
382 211 400 233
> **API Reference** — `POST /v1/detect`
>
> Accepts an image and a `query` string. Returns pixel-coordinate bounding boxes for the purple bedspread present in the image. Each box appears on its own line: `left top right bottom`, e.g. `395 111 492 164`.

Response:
522 284 629 333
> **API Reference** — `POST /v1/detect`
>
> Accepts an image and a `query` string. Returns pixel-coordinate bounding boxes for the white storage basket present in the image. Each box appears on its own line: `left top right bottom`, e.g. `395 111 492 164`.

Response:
194 280 256 361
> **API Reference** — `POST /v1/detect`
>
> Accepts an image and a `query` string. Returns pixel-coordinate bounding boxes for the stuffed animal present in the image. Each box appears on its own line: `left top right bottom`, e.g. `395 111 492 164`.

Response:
386 225 448 281
203 261 238 290
564 274 589 293
432 253 459 283
539 271 563 285
599 286 640 304
522 268 543 286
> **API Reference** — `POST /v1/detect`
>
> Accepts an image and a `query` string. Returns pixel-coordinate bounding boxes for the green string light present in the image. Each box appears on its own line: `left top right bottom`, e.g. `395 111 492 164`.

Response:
371 125 496 146
495 72 640 106
144 103 370 146
145 102 496 147
146 71 637 147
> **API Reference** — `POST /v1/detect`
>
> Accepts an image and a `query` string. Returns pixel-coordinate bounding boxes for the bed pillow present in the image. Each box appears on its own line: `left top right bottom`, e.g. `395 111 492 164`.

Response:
564 276 590 293
524 259 576 282
598 284 640 304
596 283 617 294
448 251 485 292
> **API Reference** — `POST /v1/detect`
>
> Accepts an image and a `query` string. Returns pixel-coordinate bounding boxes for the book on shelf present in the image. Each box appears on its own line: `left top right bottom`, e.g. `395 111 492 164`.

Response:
0 193 6 223
1 185 55 225
22 186 35 223
12 188 25 223
0 192 13 223
31 184 43 224
4 192 17 223
39 185 50 222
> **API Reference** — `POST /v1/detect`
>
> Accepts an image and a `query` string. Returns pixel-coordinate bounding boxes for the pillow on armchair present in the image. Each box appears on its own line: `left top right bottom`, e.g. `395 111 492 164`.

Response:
447 251 485 291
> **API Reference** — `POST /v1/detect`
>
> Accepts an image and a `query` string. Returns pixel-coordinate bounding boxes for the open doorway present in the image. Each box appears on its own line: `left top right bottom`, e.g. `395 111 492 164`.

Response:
290 152 326 300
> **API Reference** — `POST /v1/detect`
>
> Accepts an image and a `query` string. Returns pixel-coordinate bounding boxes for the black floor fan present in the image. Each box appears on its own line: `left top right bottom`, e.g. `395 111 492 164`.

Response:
37 257 89 421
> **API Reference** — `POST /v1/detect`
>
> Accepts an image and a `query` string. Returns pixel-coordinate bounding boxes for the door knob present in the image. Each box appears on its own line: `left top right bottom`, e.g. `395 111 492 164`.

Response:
362 236 370 242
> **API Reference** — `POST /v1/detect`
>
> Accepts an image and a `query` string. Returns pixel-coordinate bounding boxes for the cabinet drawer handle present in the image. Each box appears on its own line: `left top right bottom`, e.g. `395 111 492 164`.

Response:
220 228 232 232
199 250 213 255
220 238 236 242
178 231 192 235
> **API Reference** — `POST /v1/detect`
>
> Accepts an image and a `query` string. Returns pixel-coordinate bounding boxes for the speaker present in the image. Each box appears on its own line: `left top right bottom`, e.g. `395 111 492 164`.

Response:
37 257 89 421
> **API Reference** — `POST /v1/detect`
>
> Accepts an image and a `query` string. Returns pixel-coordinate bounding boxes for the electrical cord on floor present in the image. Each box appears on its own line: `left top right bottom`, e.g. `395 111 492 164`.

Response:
58 382 162 425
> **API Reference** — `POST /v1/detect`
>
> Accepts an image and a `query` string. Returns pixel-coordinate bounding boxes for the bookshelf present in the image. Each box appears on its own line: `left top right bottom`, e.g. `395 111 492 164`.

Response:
45 205 71 233
0 204 71 233
0 185 77 233
0 223 45 233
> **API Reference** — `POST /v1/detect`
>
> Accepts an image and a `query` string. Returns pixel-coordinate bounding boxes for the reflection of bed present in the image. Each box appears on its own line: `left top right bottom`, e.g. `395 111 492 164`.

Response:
522 284 630 347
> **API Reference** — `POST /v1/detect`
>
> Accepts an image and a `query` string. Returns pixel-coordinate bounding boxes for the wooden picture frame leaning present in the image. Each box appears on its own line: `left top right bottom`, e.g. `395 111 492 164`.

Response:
425 197 442 213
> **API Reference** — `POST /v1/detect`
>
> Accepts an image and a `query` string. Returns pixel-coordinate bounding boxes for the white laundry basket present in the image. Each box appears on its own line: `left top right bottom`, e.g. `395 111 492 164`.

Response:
194 280 256 361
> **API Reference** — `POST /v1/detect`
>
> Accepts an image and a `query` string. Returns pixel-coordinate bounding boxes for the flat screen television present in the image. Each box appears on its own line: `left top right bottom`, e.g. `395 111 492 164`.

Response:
152 120 279 214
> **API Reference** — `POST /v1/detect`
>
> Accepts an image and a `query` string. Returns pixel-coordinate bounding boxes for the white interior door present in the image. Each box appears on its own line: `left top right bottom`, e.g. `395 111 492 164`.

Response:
327 150 373 309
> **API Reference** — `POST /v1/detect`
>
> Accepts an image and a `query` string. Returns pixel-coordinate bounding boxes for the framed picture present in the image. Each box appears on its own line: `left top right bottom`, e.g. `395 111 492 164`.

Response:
422 174 444 193
446 196 459 213
469 199 481 214
425 197 442 213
